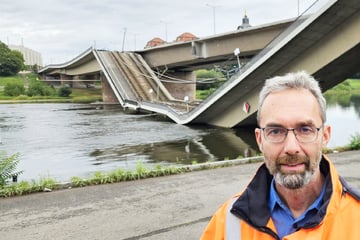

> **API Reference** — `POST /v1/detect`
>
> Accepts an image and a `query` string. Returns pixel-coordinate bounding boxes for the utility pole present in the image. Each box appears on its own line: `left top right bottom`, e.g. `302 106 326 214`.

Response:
122 27 127 52
297 0 300 16
160 20 169 42
133 33 137 51
206 4 220 34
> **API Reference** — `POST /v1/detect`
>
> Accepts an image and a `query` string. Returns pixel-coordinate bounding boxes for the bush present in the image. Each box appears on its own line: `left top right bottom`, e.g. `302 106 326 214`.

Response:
0 152 23 186
57 86 72 97
27 80 55 96
349 133 360 150
196 69 224 90
3 82 25 96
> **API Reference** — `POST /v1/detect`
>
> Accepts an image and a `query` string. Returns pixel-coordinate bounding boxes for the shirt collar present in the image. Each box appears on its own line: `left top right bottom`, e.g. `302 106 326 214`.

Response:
269 178 326 216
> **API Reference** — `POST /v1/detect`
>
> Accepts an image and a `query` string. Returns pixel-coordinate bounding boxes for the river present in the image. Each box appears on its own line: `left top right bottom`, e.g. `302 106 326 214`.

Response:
0 98 359 182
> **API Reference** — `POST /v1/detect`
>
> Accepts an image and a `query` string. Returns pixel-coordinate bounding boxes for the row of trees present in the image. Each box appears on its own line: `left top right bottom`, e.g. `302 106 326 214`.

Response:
0 41 25 76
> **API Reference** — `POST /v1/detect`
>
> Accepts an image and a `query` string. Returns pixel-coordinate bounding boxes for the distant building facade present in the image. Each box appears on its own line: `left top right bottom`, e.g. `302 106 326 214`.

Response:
8 45 43 67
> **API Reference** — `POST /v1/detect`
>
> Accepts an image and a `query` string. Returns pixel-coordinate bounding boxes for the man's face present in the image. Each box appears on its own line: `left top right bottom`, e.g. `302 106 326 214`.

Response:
255 88 331 189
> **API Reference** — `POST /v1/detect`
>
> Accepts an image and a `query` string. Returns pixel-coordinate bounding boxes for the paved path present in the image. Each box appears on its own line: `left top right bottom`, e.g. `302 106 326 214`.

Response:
0 151 359 240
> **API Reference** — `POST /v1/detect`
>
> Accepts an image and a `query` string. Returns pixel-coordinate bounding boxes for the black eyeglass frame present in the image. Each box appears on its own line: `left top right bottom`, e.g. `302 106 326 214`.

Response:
260 125 323 143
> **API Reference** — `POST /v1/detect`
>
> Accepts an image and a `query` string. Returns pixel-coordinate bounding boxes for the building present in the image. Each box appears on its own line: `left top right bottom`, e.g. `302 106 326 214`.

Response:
145 32 198 49
237 12 251 30
145 37 167 48
175 32 198 42
8 45 43 67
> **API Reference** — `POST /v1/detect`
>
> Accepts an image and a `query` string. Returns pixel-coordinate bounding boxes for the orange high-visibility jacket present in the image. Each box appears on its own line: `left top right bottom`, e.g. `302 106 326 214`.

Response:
201 155 360 240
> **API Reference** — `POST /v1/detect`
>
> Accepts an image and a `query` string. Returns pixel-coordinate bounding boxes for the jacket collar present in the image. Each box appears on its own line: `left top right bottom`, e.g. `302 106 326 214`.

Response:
230 156 333 229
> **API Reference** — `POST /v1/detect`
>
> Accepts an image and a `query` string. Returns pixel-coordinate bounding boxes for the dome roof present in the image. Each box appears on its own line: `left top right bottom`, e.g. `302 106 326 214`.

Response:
145 37 167 48
175 32 198 42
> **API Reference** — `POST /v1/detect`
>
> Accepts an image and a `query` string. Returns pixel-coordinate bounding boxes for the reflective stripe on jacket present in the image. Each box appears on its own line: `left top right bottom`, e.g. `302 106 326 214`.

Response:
200 155 360 240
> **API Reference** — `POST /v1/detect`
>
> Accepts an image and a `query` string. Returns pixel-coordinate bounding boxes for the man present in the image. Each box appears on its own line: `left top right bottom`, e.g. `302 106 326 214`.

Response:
201 71 360 239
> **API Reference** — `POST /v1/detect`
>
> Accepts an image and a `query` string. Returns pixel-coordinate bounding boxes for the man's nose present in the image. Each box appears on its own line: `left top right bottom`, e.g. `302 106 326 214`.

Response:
284 130 300 154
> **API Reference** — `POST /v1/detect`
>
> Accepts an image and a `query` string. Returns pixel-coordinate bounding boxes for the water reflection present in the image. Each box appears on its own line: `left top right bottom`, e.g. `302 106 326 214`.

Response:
88 126 259 167
325 92 360 116
324 92 360 148
350 95 360 118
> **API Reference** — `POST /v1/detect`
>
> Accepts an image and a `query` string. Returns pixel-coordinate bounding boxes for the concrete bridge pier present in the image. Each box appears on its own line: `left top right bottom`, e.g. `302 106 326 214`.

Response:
72 75 83 88
60 74 72 87
100 72 119 104
162 70 196 102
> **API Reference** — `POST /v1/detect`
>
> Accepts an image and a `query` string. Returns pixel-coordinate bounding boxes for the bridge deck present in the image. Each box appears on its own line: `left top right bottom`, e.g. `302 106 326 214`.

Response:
94 51 195 114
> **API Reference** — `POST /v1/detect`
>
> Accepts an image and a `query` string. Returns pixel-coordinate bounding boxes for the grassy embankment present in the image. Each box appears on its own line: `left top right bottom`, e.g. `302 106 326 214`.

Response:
0 73 102 103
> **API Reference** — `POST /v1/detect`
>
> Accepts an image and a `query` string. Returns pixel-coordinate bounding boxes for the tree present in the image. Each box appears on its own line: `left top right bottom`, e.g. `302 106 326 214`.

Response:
0 41 25 76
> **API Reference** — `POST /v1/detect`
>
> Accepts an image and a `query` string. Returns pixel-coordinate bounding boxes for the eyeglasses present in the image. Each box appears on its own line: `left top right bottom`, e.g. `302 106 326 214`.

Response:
260 125 322 143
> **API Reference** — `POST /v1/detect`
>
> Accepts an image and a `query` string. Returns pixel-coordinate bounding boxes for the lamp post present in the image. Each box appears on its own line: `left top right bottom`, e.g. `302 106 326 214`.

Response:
160 20 169 42
133 33 138 50
297 0 300 16
206 4 219 34
122 27 127 52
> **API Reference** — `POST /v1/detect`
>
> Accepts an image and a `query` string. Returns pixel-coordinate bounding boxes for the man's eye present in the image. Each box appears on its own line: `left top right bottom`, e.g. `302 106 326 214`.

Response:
298 126 314 133
297 126 315 135
268 128 284 135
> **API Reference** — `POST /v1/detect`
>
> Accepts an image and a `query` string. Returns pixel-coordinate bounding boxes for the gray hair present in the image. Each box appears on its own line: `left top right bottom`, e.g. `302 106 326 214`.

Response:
257 71 326 124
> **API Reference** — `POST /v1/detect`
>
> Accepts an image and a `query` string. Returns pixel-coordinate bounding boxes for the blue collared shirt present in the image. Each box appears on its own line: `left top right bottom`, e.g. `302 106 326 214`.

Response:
269 179 326 239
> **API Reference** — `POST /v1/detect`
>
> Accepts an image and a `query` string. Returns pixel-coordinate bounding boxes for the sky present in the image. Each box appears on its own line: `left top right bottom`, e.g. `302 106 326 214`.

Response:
0 0 320 65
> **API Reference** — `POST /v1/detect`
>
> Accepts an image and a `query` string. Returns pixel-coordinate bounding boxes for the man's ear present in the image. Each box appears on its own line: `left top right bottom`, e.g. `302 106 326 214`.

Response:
322 125 331 148
255 128 263 152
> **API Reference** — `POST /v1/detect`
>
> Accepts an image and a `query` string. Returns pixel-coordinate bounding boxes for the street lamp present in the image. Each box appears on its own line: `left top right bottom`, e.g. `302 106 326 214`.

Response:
133 32 138 51
206 4 220 34
160 20 169 42
122 27 127 52
297 0 300 16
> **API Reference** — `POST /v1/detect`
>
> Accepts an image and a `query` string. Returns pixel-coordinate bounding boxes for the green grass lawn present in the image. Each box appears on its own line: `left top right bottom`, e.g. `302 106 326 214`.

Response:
0 75 23 88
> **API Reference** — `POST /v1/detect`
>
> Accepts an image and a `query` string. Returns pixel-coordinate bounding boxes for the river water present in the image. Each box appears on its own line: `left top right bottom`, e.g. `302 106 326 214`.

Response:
0 100 359 182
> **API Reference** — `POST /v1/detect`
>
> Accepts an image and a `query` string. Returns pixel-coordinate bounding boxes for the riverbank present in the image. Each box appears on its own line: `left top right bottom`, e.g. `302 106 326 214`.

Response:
0 87 102 104
1 150 359 240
